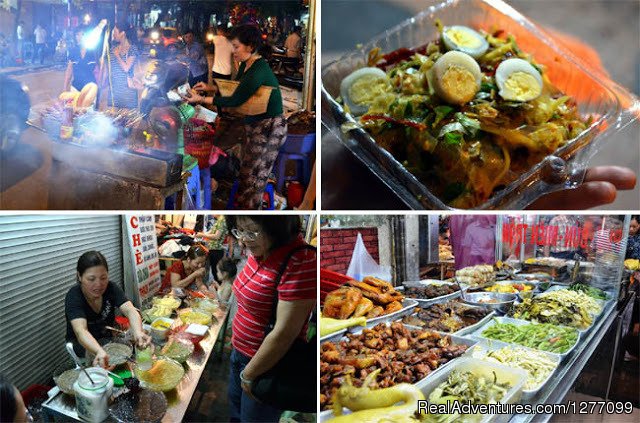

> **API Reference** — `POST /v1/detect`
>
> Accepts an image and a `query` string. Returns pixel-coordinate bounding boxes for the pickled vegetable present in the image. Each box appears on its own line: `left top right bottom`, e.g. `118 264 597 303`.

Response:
511 289 601 329
471 346 557 390
320 316 367 336
424 370 512 422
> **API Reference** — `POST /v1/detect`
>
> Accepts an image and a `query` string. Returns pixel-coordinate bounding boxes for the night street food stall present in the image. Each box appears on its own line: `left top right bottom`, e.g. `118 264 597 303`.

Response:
0 214 228 422
319 214 638 422
2 0 317 210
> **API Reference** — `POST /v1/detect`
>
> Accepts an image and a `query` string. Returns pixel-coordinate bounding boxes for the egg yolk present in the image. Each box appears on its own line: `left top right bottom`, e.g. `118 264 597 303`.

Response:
439 65 479 105
446 28 482 48
348 75 387 105
502 71 542 101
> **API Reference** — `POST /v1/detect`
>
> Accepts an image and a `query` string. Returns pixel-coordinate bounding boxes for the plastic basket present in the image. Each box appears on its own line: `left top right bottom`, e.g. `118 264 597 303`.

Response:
320 268 352 304
184 118 216 168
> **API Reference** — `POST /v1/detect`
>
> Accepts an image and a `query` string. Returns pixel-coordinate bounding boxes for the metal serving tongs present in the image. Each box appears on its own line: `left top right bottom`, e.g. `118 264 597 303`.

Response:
65 342 96 386
453 276 466 301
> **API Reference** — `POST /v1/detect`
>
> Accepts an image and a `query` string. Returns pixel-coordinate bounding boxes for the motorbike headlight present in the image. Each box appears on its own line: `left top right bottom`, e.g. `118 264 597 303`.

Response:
150 31 160 41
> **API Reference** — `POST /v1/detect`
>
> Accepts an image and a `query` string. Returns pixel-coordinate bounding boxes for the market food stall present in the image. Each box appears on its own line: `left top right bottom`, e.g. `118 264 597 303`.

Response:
319 214 636 421
42 301 227 423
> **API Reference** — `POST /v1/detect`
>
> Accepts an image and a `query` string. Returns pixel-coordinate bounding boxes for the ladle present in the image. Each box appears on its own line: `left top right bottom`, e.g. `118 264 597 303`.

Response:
65 342 96 386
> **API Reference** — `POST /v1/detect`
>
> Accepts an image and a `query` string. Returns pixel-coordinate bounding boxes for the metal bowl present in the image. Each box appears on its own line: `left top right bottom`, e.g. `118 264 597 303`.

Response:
462 292 517 313
484 281 538 300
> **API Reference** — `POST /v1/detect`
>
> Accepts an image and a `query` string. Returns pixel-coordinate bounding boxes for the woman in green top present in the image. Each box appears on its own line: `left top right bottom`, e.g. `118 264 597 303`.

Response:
187 25 287 209
196 215 228 281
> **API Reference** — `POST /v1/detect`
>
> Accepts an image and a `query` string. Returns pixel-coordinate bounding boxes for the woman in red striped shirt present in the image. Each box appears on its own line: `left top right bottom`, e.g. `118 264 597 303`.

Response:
226 215 316 422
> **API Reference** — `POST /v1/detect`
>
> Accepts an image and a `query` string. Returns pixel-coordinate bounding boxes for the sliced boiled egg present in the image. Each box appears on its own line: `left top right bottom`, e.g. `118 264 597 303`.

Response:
432 51 482 105
340 67 388 116
495 58 543 102
442 25 489 59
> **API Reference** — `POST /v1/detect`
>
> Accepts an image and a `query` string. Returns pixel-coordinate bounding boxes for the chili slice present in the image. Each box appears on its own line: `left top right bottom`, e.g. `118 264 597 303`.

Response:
362 114 427 131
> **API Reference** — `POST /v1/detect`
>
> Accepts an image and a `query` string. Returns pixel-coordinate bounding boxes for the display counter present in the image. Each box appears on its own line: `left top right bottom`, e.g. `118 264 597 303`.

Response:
42 307 227 422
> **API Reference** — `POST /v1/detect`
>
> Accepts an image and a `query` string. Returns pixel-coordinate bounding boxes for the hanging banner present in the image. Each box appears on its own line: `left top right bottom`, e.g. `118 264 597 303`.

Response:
125 215 161 303
502 222 623 249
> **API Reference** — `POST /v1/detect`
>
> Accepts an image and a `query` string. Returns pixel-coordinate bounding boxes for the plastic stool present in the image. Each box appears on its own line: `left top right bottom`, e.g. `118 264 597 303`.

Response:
200 166 212 210
226 180 275 210
185 166 202 209
263 182 275 210
281 133 316 154
226 180 238 209
274 152 311 193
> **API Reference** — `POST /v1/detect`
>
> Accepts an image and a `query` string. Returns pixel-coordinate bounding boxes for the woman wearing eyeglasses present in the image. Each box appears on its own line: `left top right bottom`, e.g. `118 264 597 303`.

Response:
159 243 211 293
225 216 316 422
65 251 151 369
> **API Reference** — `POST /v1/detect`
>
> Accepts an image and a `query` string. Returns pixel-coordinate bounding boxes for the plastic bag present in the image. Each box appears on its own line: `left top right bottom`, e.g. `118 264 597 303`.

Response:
346 233 391 282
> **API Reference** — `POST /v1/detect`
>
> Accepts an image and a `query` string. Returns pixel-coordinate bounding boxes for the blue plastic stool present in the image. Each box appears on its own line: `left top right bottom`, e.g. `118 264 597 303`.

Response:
185 166 202 209
226 180 275 210
280 133 316 154
274 152 312 193
263 182 275 210
200 166 212 210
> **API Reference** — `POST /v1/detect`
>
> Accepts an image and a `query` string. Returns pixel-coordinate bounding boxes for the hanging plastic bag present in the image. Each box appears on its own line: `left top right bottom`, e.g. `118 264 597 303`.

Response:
346 233 392 282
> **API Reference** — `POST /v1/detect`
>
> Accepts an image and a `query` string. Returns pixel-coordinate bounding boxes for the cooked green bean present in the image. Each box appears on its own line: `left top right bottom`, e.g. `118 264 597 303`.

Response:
481 319 578 353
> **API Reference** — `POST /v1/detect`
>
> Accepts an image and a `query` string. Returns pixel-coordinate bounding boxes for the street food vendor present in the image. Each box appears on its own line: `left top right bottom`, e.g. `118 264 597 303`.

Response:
160 243 211 293
107 21 140 109
65 251 151 368
186 25 287 210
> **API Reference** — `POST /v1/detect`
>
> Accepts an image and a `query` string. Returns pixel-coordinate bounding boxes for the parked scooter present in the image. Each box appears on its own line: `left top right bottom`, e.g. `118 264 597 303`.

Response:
0 76 31 152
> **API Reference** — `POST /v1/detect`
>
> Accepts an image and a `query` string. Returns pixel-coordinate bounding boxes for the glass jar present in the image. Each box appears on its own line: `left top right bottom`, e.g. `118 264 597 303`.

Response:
73 367 113 423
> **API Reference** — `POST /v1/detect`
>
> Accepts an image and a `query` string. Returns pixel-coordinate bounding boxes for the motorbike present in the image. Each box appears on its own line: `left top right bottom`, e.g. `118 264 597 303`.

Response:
0 76 31 152
268 45 303 91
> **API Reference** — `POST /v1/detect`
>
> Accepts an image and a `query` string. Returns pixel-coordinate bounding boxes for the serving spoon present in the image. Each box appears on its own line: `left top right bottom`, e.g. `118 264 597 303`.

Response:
65 342 95 385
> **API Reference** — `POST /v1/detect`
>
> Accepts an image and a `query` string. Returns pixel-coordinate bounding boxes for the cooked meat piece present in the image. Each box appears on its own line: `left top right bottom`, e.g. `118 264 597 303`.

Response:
384 300 403 314
362 276 395 293
323 287 363 319
352 297 374 317
366 306 385 318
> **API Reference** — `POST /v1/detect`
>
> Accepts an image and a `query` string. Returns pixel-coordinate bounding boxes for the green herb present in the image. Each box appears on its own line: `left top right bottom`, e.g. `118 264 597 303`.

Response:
455 112 481 137
481 82 497 92
433 105 454 127
405 102 413 118
532 63 543 74
444 132 463 146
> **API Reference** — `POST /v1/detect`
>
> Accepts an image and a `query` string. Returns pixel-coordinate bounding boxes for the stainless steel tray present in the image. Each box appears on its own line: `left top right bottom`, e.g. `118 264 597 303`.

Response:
471 316 579 360
465 338 561 400
320 323 479 421
401 280 462 307
361 298 419 330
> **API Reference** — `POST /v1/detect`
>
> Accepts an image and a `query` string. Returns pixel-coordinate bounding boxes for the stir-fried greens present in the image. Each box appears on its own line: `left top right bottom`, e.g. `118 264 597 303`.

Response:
340 20 591 207
511 289 602 329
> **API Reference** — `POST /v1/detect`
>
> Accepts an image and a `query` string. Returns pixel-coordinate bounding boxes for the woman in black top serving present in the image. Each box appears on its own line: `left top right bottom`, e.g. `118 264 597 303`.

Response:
65 251 151 368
